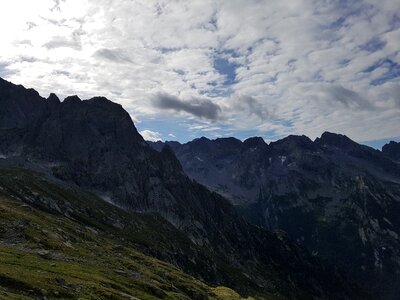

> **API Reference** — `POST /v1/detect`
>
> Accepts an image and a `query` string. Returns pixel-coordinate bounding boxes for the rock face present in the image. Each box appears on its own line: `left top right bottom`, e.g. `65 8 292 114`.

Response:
150 134 400 300
0 78 48 129
382 141 400 162
0 77 366 300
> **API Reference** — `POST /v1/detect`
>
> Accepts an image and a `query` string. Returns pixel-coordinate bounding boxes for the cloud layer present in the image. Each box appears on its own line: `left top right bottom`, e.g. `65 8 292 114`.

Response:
0 0 399 143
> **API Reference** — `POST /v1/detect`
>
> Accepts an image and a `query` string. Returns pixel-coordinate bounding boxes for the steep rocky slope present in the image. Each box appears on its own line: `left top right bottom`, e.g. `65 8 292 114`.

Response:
150 134 400 300
0 77 366 299
0 167 256 300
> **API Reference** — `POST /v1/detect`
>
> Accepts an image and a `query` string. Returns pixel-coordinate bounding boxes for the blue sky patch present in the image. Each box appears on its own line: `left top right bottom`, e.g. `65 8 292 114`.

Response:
326 16 347 30
362 136 400 150
364 58 400 86
361 37 386 52
136 117 194 142
213 52 240 86
338 58 351 66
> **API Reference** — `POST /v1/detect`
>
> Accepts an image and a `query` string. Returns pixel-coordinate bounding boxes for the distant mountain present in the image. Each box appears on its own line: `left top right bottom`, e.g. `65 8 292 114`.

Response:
0 77 365 300
150 133 400 300
382 141 400 162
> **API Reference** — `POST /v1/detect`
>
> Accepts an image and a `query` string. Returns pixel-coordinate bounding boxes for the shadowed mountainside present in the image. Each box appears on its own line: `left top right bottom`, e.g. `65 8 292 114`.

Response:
150 134 400 300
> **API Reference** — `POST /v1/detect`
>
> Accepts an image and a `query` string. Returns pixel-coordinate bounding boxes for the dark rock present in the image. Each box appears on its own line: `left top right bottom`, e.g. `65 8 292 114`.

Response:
38 250 51 259
382 141 400 162
0 78 48 129
243 136 267 148
316 131 357 149
47 93 60 106
63 95 81 104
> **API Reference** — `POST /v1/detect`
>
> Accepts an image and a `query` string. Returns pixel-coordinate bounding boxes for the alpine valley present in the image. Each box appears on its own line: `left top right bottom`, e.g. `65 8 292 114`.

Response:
0 77 396 300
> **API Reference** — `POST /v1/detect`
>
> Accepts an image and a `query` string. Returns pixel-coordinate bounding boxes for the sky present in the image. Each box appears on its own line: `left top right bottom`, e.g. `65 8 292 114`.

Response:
0 0 399 148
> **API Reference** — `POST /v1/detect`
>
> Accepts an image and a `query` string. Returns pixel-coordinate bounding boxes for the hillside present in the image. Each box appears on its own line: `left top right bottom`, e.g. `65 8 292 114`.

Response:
0 167 264 300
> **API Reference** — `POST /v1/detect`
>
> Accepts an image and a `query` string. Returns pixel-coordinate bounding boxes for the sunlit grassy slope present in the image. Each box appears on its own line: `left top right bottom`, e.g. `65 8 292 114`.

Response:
0 167 277 300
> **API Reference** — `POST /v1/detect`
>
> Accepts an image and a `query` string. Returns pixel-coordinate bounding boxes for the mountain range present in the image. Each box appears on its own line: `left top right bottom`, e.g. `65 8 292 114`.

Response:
149 134 400 300
0 77 396 299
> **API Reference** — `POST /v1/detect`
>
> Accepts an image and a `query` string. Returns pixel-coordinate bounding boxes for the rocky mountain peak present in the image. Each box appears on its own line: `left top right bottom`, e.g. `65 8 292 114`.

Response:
63 95 82 104
191 136 210 144
316 131 356 148
0 78 147 161
214 137 242 148
270 134 315 154
243 136 267 148
47 93 60 104
186 136 213 153
274 134 313 145
382 141 400 161
0 78 47 129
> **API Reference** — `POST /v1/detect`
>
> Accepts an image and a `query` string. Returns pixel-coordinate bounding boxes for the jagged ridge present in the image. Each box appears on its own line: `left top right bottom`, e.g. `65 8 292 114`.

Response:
149 134 400 300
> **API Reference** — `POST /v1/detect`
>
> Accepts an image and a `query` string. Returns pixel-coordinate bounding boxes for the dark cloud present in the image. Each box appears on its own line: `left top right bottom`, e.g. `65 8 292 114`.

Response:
325 85 374 109
380 83 400 109
0 63 16 77
51 0 64 12
26 22 37 30
43 29 82 50
94 49 132 63
52 70 71 77
19 56 36 63
44 37 81 50
153 93 221 120
14 40 33 46
225 95 272 120
40 16 67 26
239 95 271 120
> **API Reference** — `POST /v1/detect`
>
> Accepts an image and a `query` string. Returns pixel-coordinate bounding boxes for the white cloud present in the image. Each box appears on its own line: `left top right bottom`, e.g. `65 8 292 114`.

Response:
0 0 399 142
140 129 162 142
